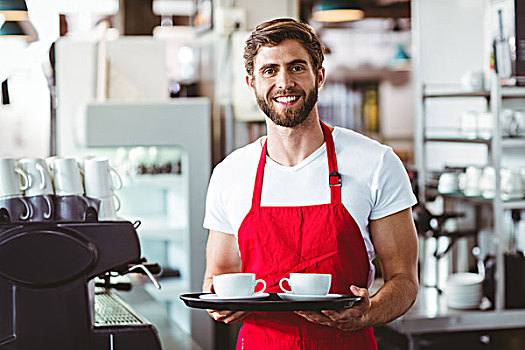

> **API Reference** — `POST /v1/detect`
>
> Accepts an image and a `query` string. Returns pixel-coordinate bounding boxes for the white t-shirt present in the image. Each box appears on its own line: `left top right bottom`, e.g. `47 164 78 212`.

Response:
203 127 417 285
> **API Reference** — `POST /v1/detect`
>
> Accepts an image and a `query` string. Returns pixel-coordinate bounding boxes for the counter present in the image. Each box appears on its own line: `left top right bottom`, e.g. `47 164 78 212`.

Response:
116 283 202 350
379 286 525 349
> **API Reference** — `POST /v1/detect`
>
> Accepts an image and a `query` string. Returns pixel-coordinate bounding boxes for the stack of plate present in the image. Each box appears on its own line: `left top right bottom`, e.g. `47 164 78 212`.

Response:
444 272 484 309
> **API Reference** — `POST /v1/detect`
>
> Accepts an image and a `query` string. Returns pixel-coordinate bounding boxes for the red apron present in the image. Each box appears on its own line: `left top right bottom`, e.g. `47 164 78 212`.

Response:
236 122 377 350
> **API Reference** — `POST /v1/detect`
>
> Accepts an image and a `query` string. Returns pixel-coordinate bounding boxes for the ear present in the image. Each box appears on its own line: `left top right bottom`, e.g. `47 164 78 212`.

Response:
317 67 326 88
246 75 255 92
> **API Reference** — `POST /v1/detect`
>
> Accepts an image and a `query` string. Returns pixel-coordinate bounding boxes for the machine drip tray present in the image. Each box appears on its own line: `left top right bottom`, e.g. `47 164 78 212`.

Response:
95 287 145 326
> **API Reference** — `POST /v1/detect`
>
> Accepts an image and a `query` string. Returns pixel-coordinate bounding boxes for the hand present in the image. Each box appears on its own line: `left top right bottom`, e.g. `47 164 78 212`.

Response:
207 309 251 324
295 285 371 331
204 282 251 324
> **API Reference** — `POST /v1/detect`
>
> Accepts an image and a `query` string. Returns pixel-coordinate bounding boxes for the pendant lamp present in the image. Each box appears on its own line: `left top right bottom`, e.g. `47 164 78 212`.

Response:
0 20 25 36
0 0 28 21
312 0 364 23
0 20 38 42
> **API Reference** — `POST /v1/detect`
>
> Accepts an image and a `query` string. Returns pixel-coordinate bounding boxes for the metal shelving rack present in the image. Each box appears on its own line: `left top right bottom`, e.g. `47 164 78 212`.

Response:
417 74 525 312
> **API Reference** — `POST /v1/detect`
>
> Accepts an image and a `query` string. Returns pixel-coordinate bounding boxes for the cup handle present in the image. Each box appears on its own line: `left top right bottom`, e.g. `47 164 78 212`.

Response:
36 163 47 190
279 277 293 294
253 279 267 295
43 195 53 219
113 193 121 212
18 197 32 221
16 168 31 191
110 167 122 191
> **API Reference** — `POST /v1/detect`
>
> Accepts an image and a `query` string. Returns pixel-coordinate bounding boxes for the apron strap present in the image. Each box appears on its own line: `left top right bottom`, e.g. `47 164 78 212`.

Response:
320 121 342 204
252 121 342 208
252 138 267 208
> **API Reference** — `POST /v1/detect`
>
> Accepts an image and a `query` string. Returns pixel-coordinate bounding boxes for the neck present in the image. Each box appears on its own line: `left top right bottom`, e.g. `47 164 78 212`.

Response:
264 110 329 167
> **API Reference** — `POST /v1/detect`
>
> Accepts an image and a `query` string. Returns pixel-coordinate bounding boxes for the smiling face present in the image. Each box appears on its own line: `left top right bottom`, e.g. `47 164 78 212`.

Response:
247 39 325 128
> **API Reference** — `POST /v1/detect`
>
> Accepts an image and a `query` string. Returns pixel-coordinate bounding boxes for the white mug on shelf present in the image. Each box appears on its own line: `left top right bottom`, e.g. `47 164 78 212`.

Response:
83 157 122 198
462 166 483 197
97 194 121 220
480 167 495 199
501 169 524 200
0 158 30 198
19 158 54 197
501 109 519 137
438 172 460 194
48 157 84 196
514 109 525 137
477 112 492 140
460 111 478 139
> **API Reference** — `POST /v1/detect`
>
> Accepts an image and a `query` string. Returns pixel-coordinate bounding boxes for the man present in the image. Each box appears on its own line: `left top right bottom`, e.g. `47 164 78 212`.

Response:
203 18 418 349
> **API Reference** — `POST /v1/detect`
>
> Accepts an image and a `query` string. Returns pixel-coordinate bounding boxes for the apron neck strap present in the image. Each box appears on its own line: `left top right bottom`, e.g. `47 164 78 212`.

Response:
321 121 342 204
252 121 341 208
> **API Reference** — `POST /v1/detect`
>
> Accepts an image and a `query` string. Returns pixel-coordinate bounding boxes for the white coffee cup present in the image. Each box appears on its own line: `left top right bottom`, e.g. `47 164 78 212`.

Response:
48 157 84 196
501 109 519 137
83 157 122 198
477 112 493 139
480 167 495 198
460 111 478 139
438 172 460 194
514 109 525 137
0 158 30 197
279 273 332 295
463 166 483 197
19 158 54 196
213 273 266 297
501 168 524 200
97 194 121 221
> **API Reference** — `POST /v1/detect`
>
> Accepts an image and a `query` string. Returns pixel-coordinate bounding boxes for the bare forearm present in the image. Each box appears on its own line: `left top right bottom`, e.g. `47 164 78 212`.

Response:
361 273 418 327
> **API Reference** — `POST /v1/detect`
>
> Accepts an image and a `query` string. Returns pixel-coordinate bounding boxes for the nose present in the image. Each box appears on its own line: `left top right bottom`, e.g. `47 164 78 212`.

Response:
275 70 294 90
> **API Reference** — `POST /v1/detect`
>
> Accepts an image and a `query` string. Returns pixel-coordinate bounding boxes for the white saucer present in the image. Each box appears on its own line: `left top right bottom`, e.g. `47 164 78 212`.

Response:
199 293 270 300
277 293 344 301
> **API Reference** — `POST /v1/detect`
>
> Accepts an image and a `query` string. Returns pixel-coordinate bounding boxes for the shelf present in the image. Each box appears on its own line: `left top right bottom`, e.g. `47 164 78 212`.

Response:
502 200 525 210
424 137 491 145
501 138 525 148
423 90 490 99
501 87 525 98
129 174 184 189
430 191 525 209
423 86 525 99
424 137 525 147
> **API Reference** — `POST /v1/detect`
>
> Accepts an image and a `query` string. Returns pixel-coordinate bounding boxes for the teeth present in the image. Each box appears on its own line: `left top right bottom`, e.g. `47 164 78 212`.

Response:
275 96 298 103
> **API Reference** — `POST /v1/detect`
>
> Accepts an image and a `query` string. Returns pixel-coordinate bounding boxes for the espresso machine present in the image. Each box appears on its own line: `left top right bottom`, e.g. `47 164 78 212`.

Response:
0 198 162 350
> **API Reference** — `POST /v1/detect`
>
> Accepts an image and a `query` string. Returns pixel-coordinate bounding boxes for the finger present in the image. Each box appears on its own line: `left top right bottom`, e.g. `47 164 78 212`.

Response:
208 310 234 322
223 311 250 324
350 285 371 308
295 311 334 324
350 285 368 297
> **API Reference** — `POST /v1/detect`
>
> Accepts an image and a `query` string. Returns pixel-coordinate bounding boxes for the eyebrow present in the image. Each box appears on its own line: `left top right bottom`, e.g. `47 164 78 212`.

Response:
258 59 309 73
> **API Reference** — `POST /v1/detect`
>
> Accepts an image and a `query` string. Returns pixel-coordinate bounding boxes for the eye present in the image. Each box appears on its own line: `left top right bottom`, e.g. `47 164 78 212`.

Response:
291 65 305 72
263 68 276 75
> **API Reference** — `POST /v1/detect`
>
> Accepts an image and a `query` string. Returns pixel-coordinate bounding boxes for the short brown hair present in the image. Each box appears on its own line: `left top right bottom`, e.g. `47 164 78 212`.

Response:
243 18 325 77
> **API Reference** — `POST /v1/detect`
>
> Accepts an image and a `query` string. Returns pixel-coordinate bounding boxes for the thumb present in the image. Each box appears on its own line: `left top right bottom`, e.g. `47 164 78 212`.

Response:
350 285 367 297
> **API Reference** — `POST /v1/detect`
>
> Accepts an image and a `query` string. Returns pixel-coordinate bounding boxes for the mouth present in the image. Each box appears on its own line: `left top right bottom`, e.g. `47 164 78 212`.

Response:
272 95 301 106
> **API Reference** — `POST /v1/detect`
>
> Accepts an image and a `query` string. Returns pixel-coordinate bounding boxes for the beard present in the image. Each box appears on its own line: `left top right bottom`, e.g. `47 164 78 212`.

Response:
255 80 319 128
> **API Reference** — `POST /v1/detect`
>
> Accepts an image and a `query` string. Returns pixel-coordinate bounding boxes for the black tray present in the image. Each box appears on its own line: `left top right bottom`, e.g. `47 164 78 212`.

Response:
179 293 361 311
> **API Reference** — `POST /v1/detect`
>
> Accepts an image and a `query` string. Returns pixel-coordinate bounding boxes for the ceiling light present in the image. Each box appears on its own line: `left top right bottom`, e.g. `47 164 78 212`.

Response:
312 0 364 23
0 0 28 21
0 20 38 43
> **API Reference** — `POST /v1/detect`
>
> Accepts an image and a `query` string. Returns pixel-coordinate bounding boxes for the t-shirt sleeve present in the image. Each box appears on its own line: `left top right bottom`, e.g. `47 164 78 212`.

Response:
203 166 235 234
369 148 417 220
